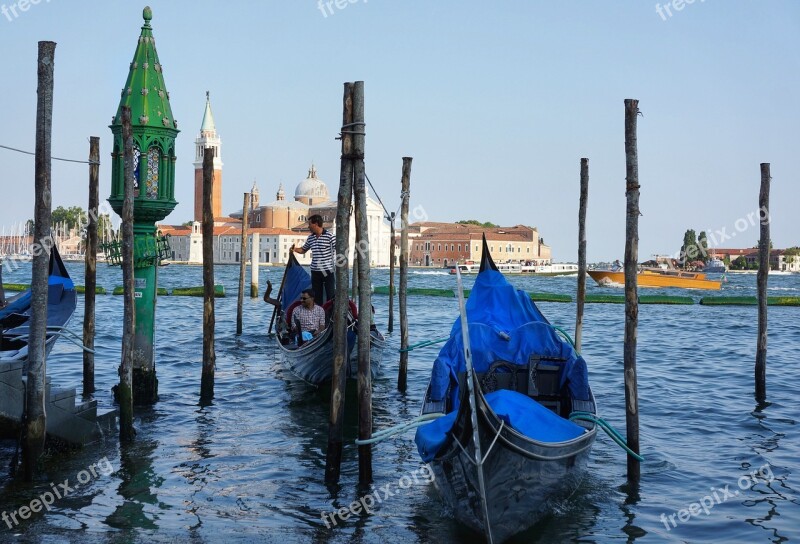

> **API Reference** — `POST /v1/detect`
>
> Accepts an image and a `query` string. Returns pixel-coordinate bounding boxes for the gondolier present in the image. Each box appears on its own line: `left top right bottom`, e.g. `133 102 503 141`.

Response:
293 214 336 304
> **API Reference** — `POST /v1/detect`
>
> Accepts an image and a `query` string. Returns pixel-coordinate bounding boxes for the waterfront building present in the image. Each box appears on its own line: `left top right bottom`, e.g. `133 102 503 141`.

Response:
712 248 800 272
407 223 551 267
159 223 307 265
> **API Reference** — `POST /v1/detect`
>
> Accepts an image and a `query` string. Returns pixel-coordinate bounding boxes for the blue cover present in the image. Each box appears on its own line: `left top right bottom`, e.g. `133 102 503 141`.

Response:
415 389 585 462
0 272 74 321
281 257 312 310
414 265 591 461
429 269 589 404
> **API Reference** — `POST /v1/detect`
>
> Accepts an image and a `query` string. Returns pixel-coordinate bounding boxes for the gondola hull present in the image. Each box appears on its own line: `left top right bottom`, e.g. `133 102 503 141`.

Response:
277 326 385 385
424 387 597 542
1 247 77 363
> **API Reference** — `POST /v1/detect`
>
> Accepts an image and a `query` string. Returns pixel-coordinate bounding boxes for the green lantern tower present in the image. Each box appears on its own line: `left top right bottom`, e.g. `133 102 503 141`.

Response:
108 6 178 404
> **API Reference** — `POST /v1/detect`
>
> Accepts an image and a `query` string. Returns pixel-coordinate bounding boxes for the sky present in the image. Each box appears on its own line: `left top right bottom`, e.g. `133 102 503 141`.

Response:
0 0 798 262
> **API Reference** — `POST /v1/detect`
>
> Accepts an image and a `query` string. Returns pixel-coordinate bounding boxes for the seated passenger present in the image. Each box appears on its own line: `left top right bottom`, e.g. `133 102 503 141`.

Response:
292 288 326 342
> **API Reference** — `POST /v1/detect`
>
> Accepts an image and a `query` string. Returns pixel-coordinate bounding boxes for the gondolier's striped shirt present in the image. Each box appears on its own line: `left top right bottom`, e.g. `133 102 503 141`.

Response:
302 229 336 273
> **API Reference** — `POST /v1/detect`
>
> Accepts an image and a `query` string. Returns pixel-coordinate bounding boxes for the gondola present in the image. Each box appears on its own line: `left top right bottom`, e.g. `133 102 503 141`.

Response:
269 251 384 385
0 246 78 363
414 236 597 543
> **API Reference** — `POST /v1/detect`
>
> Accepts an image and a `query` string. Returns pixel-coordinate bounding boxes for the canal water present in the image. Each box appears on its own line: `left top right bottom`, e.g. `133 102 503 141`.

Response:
1 262 798 543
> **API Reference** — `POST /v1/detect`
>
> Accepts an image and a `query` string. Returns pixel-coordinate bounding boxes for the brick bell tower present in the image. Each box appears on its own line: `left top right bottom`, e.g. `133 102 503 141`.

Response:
193 92 222 221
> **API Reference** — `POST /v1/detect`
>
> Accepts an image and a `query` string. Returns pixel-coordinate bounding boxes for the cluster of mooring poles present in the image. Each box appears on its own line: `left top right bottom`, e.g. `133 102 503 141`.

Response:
571 99 773 484
324 81 373 483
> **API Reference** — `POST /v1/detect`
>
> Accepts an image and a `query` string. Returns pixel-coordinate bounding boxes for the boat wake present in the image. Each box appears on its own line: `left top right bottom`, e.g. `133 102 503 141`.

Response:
411 270 450 276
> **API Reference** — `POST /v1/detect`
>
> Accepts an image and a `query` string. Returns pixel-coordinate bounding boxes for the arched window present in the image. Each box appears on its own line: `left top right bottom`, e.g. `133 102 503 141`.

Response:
146 147 160 199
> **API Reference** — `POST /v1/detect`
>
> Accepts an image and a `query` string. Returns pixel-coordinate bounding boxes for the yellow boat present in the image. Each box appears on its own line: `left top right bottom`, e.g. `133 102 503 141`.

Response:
587 268 722 290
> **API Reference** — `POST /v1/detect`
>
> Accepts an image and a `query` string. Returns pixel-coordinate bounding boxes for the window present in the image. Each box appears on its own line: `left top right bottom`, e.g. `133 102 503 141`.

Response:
451 244 454 252
458 244 461 252
475 245 478 251
438 244 441 251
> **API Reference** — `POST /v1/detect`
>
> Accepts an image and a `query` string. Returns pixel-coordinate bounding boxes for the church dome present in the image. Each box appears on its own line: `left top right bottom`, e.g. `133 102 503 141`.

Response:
294 164 329 201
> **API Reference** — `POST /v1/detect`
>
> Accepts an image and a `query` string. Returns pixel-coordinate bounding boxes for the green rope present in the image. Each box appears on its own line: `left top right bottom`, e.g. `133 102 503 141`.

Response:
551 325 577 349
399 335 450 352
355 413 446 445
569 412 644 462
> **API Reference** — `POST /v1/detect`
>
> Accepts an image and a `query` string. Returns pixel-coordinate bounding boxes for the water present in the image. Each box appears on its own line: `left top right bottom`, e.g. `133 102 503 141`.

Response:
1 262 798 543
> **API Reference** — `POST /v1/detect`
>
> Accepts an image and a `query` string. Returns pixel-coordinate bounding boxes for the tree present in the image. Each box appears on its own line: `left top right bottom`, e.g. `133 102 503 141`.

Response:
731 256 747 270
51 206 87 233
680 229 698 267
697 231 709 263
784 246 800 257
457 219 499 228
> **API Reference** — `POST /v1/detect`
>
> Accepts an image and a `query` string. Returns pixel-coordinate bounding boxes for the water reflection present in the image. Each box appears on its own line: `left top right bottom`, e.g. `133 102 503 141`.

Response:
105 428 163 531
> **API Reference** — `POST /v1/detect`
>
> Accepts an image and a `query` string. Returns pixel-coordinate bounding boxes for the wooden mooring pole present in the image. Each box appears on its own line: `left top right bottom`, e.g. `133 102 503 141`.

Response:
388 213 395 333
236 193 250 335
351 81 373 484
397 157 412 393
755 163 770 402
83 136 99 397
575 158 589 353
0 260 5 308
250 232 259 298
325 82 355 484
352 253 359 297
201 147 216 403
118 106 136 442
22 40 56 479
623 99 641 482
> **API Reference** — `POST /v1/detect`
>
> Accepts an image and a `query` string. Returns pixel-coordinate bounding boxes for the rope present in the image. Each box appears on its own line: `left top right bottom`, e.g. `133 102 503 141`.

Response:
354 413 445 445
0 144 100 165
552 325 577 351
398 335 450 352
364 171 392 219
569 411 644 462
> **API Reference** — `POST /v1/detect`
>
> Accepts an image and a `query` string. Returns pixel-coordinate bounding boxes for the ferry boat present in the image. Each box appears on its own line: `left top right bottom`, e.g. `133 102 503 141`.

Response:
450 262 522 274
521 263 579 276
703 258 727 273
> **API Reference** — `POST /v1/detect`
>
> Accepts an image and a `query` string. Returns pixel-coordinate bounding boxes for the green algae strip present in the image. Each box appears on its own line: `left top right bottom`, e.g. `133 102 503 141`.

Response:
639 295 694 305
373 285 571 302
529 292 572 303
700 296 800 306
171 285 225 297
3 283 106 294
113 286 170 296
2 283 30 291
373 286 455 297
585 294 694 304
75 285 107 294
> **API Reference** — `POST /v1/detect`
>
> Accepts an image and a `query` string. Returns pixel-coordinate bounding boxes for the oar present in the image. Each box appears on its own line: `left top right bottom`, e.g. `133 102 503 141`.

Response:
454 266 494 544
267 245 293 335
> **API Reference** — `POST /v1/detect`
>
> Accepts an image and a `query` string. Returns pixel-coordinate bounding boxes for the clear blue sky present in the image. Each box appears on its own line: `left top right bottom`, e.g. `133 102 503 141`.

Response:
1 1 798 261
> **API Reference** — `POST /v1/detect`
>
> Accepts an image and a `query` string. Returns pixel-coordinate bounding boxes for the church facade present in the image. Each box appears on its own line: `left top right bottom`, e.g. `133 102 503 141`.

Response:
163 96 392 266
